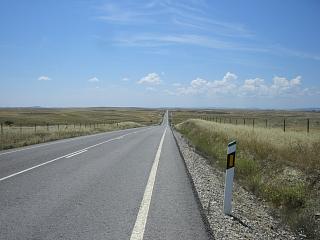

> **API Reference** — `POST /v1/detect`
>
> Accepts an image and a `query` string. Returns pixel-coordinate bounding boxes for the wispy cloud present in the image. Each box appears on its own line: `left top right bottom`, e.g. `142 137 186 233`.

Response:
95 1 320 61
38 76 51 81
88 77 99 82
96 0 252 38
272 46 320 61
96 3 163 24
113 33 268 52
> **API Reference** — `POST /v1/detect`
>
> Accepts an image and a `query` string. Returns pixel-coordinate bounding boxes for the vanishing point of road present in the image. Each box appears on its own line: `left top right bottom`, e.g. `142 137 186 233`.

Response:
0 112 210 240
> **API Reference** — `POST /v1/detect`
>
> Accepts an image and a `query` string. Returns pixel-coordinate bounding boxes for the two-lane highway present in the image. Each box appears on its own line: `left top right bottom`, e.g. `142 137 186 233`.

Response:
0 112 210 239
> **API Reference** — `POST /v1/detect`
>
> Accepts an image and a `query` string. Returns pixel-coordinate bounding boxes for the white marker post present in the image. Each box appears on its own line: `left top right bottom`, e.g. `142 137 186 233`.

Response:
223 140 236 215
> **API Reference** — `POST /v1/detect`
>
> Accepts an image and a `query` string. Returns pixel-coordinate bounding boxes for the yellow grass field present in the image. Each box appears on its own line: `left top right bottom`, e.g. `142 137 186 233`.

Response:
0 108 164 150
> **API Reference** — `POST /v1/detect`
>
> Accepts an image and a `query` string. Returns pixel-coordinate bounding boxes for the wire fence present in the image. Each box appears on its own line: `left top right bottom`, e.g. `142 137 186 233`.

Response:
0 122 121 135
173 114 320 134
0 122 123 150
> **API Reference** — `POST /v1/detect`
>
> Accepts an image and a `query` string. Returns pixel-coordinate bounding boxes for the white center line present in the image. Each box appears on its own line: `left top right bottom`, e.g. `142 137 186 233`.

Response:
0 128 153 182
63 149 88 158
130 126 167 240
65 149 87 159
0 126 153 156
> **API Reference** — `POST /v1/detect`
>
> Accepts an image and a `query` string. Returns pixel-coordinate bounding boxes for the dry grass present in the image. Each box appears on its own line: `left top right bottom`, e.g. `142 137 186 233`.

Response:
0 107 163 126
0 122 144 150
172 109 320 133
0 108 164 150
175 119 320 238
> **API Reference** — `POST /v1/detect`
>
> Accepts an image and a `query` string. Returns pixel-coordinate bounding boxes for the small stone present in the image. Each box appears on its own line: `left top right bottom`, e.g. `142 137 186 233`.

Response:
298 233 307 238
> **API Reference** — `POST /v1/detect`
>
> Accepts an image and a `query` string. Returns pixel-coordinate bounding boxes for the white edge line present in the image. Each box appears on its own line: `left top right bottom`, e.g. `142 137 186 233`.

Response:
0 127 153 182
130 126 167 240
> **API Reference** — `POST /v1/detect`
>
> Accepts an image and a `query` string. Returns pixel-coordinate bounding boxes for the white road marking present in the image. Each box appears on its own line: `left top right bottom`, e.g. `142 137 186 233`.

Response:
0 155 68 182
130 126 167 240
0 126 153 156
63 149 88 158
0 128 153 182
65 149 87 159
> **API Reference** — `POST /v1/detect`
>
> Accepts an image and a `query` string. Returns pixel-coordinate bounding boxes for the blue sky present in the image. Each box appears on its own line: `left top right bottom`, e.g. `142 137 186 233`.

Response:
1 0 320 108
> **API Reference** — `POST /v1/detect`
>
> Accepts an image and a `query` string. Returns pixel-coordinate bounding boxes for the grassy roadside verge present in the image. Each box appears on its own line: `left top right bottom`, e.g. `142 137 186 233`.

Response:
175 119 320 238
0 122 145 150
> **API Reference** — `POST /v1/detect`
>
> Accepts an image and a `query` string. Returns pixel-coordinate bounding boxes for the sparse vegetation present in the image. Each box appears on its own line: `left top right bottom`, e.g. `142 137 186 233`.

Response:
0 107 163 126
172 112 320 239
0 108 164 150
172 109 320 133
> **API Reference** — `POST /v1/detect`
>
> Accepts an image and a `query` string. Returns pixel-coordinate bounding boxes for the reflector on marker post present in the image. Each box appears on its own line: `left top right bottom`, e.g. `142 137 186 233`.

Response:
224 140 236 215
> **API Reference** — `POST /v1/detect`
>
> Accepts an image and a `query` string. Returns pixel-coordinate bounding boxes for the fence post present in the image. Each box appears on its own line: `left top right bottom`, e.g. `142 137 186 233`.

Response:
0 123 3 135
253 119 255 129
283 119 286 132
244 118 246 126
236 119 237 125
307 119 310 133
20 124 22 134
229 118 231 124
34 124 37 133
58 124 60 131
265 119 268 128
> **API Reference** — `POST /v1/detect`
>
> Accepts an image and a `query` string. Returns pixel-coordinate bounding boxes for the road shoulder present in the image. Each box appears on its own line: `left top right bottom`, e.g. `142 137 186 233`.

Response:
143 127 211 240
172 128 297 239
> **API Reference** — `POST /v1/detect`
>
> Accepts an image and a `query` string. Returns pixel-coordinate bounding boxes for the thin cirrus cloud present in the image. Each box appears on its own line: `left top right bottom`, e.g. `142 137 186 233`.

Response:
95 1 320 61
96 1 250 38
169 72 312 97
38 76 51 81
96 3 161 24
112 32 319 60
138 73 161 85
113 34 244 50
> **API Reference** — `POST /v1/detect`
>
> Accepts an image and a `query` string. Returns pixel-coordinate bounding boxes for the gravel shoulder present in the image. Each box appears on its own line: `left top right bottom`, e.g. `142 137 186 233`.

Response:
172 128 299 240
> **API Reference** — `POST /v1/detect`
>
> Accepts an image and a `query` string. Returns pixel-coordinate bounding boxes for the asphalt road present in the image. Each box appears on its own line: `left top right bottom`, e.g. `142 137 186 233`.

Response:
0 112 210 240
